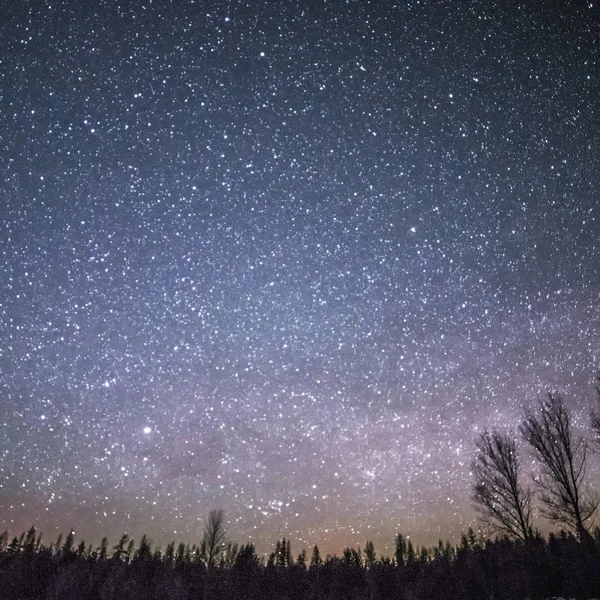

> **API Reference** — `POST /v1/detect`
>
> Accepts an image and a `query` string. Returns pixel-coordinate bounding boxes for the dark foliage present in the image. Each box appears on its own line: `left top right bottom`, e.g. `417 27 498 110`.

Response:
2 527 600 600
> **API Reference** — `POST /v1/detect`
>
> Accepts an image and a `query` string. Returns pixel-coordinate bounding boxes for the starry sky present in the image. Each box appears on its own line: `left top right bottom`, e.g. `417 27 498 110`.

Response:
1 0 599 556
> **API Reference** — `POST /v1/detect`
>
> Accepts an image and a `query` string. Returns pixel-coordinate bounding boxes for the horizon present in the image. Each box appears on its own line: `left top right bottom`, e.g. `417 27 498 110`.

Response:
0 514 576 560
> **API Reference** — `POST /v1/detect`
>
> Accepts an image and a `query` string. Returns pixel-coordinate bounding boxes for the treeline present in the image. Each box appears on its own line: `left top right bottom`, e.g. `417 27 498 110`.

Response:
2 525 600 599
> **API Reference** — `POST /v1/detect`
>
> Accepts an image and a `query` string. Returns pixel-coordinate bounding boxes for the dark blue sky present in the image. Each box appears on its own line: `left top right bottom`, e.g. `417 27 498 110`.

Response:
1 0 599 555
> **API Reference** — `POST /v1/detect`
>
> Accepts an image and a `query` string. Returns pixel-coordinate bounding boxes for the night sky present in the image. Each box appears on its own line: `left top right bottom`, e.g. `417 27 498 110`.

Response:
1 0 599 556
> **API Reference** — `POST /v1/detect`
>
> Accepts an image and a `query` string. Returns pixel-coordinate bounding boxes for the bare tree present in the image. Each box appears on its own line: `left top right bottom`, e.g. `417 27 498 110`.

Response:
521 393 598 540
472 428 533 540
201 509 227 568
589 376 600 443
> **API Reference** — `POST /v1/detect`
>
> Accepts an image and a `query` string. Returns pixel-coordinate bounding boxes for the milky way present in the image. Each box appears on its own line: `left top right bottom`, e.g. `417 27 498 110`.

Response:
1 0 599 555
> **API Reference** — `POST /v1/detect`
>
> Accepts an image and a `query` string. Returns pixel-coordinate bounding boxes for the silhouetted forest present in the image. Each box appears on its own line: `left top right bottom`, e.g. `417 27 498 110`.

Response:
4 384 600 599
2 525 600 599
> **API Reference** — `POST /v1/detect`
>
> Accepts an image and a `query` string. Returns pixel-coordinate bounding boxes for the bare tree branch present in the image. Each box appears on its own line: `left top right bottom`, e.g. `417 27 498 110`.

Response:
589 375 600 445
521 394 598 541
471 428 533 541
202 509 227 568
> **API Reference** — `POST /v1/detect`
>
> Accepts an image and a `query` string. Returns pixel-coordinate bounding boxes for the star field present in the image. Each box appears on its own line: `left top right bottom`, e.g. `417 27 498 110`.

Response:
1 0 599 555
